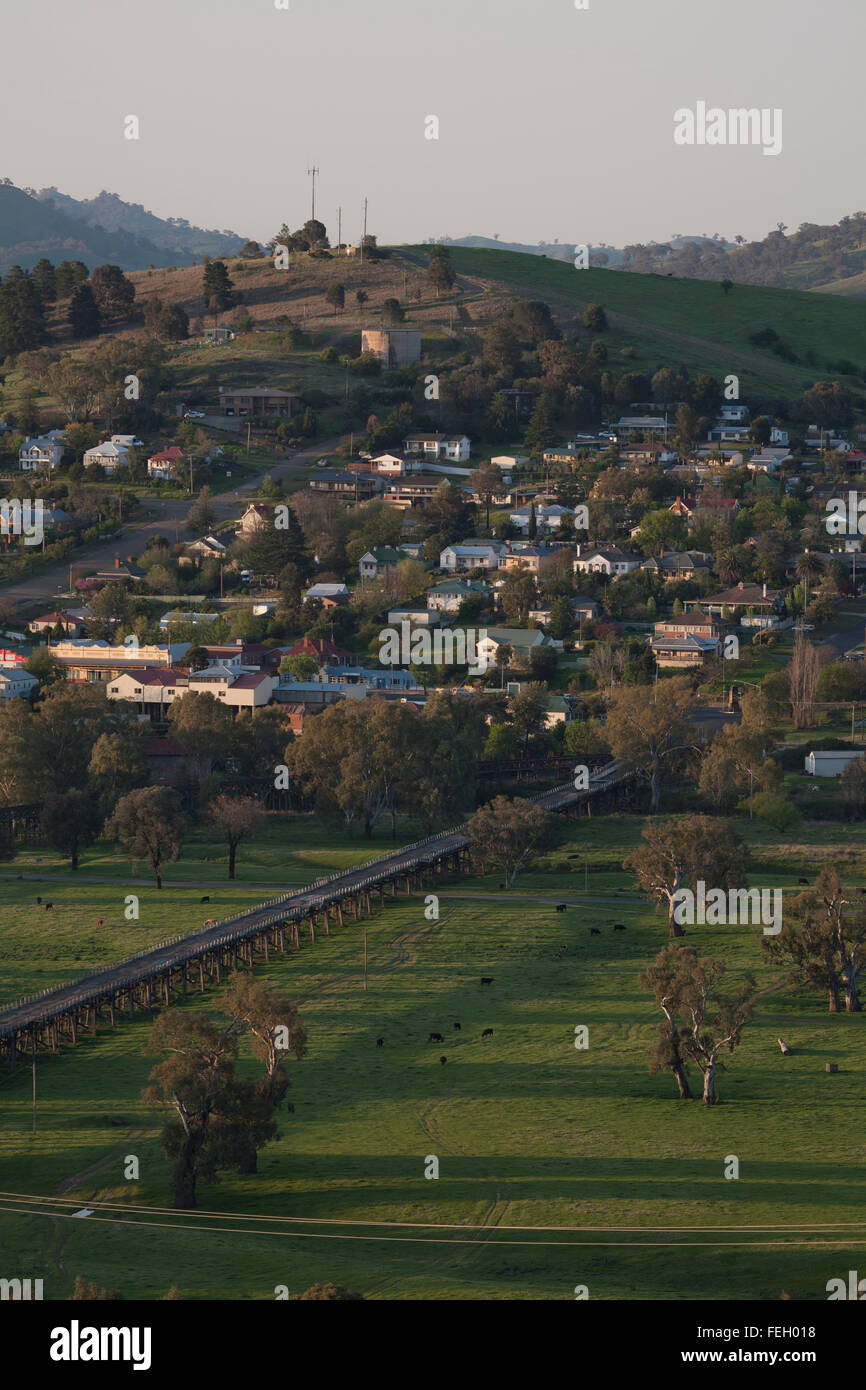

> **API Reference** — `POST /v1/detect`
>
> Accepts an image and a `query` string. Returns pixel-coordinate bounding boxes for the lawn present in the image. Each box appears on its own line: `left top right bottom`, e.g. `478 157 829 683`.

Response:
0 809 864 1300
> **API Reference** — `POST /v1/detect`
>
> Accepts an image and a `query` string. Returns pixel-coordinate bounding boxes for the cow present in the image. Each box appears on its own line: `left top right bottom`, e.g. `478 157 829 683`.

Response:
797 878 809 886
590 928 600 936
36 897 41 904
45 903 53 911
428 1032 443 1043
482 1028 494 1038
200 895 211 903
453 1022 461 1030
480 977 494 985
376 1038 384 1048
555 904 567 912
440 1056 447 1065
96 919 103 928
614 925 626 932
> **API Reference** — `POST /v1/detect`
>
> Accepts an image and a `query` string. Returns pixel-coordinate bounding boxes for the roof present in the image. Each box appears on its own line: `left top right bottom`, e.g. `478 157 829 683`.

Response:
283 638 353 660
364 547 405 564
652 634 719 651
705 583 781 606
230 672 272 689
222 387 298 399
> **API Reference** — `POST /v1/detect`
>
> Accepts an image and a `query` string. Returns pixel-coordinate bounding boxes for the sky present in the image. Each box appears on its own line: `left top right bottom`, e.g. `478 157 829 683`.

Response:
2 0 864 250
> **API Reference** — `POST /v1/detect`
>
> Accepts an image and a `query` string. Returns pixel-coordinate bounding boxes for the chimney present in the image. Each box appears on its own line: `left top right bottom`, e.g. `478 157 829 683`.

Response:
115 556 121 569
763 582 767 598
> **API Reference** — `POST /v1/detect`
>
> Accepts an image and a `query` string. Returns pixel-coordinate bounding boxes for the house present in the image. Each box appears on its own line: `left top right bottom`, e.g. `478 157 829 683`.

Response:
639 551 711 583
614 416 668 440
573 545 641 577
203 325 235 344
147 446 186 479
308 470 383 499
542 445 578 466
219 388 300 418
361 328 422 369
427 579 492 614
50 639 191 683
83 441 129 474
359 546 405 579
364 453 408 475
747 446 793 474
19 436 64 472
144 735 199 785
686 582 784 626
804 750 863 778
158 610 219 633
382 474 450 508
185 535 227 560
237 503 274 536
0 666 38 700
509 504 575 536
108 666 277 716
651 628 721 669
475 627 560 668
501 543 562 578
28 610 85 637
571 595 601 622
403 431 471 463
386 606 440 629
303 582 349 606
94 558 146 582
653 610 724 640
281 637 353 669
491 454 529 475
440 541 504 572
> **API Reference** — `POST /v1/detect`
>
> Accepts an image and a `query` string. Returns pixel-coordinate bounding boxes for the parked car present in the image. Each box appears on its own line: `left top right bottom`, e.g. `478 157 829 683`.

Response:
184 410 206 421
315 457 330 468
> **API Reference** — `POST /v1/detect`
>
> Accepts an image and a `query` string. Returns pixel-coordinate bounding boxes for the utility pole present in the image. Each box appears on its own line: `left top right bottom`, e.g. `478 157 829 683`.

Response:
246 421 251 455
338 206 342 251
32 1035 37 1135
308 164 319 223
361 196 368 261
363 932 368 993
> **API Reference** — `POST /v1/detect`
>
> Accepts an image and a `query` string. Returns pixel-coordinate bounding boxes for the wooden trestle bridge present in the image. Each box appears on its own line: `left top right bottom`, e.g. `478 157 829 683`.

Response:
0 761 637 1065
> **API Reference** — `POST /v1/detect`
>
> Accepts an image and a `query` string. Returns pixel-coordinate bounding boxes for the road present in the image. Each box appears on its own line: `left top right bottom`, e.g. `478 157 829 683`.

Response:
2 435 345 608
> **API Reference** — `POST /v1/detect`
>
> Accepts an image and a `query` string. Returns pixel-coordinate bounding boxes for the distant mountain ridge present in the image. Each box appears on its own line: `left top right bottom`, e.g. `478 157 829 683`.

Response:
33 187 245 260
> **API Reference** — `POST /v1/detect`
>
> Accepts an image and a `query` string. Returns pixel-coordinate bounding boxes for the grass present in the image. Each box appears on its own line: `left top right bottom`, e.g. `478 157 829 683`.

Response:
0 810 864 1299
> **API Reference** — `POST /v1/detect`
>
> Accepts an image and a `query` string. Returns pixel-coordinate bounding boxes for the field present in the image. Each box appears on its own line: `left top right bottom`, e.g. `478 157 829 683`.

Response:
1 811 865 1300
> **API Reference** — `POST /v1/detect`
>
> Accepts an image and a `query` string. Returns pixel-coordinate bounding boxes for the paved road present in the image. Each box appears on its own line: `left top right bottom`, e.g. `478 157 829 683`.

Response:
2 435 345 607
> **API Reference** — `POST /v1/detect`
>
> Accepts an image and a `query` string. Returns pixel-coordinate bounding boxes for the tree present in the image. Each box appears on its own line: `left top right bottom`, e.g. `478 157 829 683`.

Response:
31 259 57 303
297 1283 365 1301
355 289 369 309
626 815 749 938
106 786 188 888
605 677 697 812
68 283 101 339
470 462 502 529
427 247 455 297
698 725 777 817
325 284 346 315
279 653 319 681
641 945 756 1104
40 790 103 870
523 394 554 457
583 303 608 331
202 260 237 311
508 683 549 752
786 629 821 729
87 731 149 812
186 485 215 534
766 867 865 1013
720 278 734 295
382 297 404 325
89 264 135 320
207 795 267 879
467 795 554 888
0 267 48 355
303 219 329 250
167 691 235 778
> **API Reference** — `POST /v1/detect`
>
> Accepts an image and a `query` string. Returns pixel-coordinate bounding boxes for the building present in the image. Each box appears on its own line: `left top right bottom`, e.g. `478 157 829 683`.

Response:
805 750 863 777
653 610 724 640
386 606 440 629
0 666 38 700
50 638 190 684
440 541 504 572
219 388 300 418
573 545 642 578
83 441 129 474
358 546 405 579
639 551 712 583
203 326 235 344
19 436 64 472
28 610 85 637
687 582 784 626
403 432 471 463
382 474 449 508
475 627 559 668
185 535 227 561
501 542 562 578
651 629 721 668
308 470 382 499
509 504 575 536
614 416 668 440
303 582 349 606
147 446 186 480
427 579 492 614
94 558 146 582
237 503 274 536
491 454 529 475
361 328 422 369
747 446 793 474
108 666 277 716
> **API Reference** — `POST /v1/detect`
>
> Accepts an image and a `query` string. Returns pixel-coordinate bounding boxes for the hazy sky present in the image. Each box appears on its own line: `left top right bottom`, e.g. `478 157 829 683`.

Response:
3 0 863 249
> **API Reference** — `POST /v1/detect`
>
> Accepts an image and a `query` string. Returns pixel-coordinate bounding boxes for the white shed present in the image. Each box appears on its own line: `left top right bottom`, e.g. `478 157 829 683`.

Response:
804 750 862 778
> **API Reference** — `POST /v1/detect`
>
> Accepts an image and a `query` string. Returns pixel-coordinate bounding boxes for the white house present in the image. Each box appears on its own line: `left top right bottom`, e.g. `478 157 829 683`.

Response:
83 441 129 474
0 666 38 700
404 432 471 463
491 454 529 474
440 541 504 572
19 436 64 472
427 579 492 614
573 545 642 577
509 504 575 536
475 627 560 668
303 582 350 604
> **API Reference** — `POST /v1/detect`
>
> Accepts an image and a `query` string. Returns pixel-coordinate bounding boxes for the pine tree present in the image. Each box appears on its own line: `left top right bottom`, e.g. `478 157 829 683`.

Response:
68 283 101 339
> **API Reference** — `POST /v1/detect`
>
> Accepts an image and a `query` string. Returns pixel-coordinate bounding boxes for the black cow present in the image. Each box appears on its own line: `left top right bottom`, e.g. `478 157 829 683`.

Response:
200 895 210 904
376 1038 384 1048
428 1032 443 1043
453 1022 461 1030
556 904 567 912
590 928 600 936
480 977 494 985
45 903 53 911
797 878 809 886
482 1028 494 1038
614 925 626 932
440 1055 447 1065
36 897 41 904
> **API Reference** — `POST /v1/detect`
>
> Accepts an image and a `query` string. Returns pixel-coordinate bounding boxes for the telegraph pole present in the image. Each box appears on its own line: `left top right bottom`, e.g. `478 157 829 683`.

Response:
337 206 342 251
361 196 368 260
308 164 319 222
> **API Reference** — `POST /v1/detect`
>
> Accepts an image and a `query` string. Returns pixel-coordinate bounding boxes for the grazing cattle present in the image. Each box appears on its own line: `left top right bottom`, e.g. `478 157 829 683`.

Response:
555 904 567 912
453 1022 461 1030
614 925 626 932
440 1056 447 1065
561 945 568 952
428 1032 443 1043
590 927 600 936
200 895 210 904
778 1037 792 1055
482 1028 494 1038
480 977 493 985
376 1038 384 1048
96 919 103 928
36 897 41 904
797 878 808 885
45 903 53 911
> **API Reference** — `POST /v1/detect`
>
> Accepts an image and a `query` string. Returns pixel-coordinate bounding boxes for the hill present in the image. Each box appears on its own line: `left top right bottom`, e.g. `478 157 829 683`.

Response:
34 186 246 261
0 181 180 275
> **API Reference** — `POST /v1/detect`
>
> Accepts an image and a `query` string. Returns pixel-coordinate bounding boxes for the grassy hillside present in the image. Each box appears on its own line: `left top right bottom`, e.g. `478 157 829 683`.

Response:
0 813 864 1300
